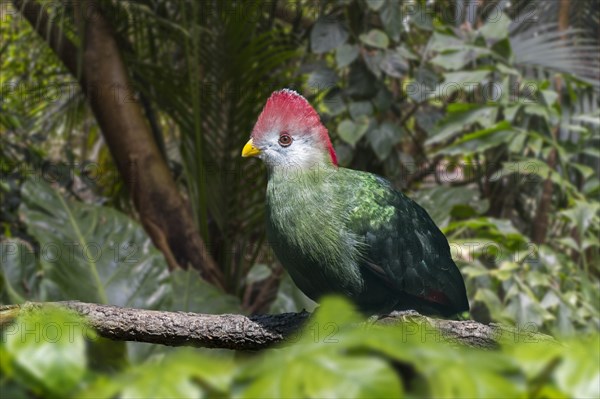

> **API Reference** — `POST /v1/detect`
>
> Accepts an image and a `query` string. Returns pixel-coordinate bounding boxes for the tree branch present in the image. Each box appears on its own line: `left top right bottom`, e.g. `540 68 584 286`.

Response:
0 302 556 350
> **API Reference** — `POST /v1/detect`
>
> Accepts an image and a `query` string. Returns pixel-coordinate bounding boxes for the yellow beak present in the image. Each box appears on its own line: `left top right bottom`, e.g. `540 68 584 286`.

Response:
241 138 261 157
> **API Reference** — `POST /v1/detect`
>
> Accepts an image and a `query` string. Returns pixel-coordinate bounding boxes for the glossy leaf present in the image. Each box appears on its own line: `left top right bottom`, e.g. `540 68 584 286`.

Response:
2 308 87 398
367 122 403 161
360 29 389 49
426 105 499 146
381 49 409 77
337 117 370 147
413 186 488 227
432 70 491 99
366 0 385 11
336 44 359 68
380 1 403 40
430 48 491 71
311 18 349 54
168 269 240 313
0 239 41 303
479 12 511 42
19 179 170 308
437 121 518 155
349 101 374 119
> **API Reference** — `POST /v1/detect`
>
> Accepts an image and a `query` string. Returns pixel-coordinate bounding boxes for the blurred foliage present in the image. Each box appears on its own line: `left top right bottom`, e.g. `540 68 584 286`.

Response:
1 0 600 395
2 298 599 398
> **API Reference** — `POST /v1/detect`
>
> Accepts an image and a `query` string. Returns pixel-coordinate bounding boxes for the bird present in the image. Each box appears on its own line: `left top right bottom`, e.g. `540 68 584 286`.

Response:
241 89 469 317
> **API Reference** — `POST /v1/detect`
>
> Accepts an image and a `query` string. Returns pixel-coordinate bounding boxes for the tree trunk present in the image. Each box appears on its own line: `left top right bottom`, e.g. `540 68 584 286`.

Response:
12 0 223 288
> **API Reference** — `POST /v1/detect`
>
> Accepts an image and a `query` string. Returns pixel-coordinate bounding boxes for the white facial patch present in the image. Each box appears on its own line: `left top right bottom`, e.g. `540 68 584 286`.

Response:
258 129 330 173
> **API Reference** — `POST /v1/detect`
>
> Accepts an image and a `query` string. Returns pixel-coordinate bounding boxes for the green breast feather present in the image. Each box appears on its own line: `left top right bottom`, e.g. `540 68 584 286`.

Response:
266 166 469 316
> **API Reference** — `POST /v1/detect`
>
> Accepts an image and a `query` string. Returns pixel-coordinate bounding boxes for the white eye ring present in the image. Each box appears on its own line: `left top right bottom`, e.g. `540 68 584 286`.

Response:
278 133 293 147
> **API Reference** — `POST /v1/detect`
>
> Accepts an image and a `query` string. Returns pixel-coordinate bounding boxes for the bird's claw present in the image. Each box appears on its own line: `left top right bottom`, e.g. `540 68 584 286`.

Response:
388 310 421 319
366 309 422 326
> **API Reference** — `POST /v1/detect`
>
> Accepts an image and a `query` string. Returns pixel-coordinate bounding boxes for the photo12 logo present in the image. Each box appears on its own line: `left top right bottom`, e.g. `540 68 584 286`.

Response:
0 240 141 265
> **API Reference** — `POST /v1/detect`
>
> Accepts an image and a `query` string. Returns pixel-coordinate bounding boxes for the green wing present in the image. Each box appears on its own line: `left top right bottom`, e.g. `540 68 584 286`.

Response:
343 170 469 315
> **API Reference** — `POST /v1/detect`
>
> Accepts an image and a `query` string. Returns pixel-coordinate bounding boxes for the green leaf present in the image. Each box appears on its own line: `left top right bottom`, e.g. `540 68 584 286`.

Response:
444 70 491 87
430 50 469 71
237 351 401 399
360 29 389 49
501 158 578 195
337 117 370 147
336 44 359 68
412 186 488 227
583 178 600 196
169 269 240 313
366 0 385 11
245 263 272 284
437 121 518 155
395 44 419 60
508 131 527 153
346 63 378 98
269 271 317 313
364 330 524 398
426 105 499 146
367 122 403 161
349 101 374 119
430 48 491 71
560 200 600 234
428 32 464 51
541 90 559 106
505 293 546 327
479 12 511 41
0 239 41 303
490 261 519 282
373 87 394 113
2 308 87 398
504 104 521 122
492 37 513 61
18 179 169 308
363 50 384 78
525 104 551 120
573 112 600 126
571 163 596 180
237 297 402 398
309 296 363 332
322 90 346 116
380 49 408 77
497 63 520 76
431 70 491 99
461 263 490 278
409 4 433 31
486 218 522 236
553 336 600 398
82 350 233 399
415 107 444 132
380 1 403 40
407 67 439 102
334 143 355 166
299 356 403 399
473 288 508 323
311 18 349 54
307 67 339 89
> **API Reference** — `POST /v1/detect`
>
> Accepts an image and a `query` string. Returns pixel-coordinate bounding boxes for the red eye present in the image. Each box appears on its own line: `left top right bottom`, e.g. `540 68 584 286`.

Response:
278 133 293 147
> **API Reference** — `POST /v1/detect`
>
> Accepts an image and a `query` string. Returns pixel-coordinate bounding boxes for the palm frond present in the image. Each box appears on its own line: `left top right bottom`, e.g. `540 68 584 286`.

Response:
101 0 299 290
510 24 600 89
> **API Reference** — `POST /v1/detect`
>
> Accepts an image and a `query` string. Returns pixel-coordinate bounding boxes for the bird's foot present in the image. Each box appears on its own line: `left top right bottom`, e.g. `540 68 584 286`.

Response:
388 309 422 319
366 309 422 326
